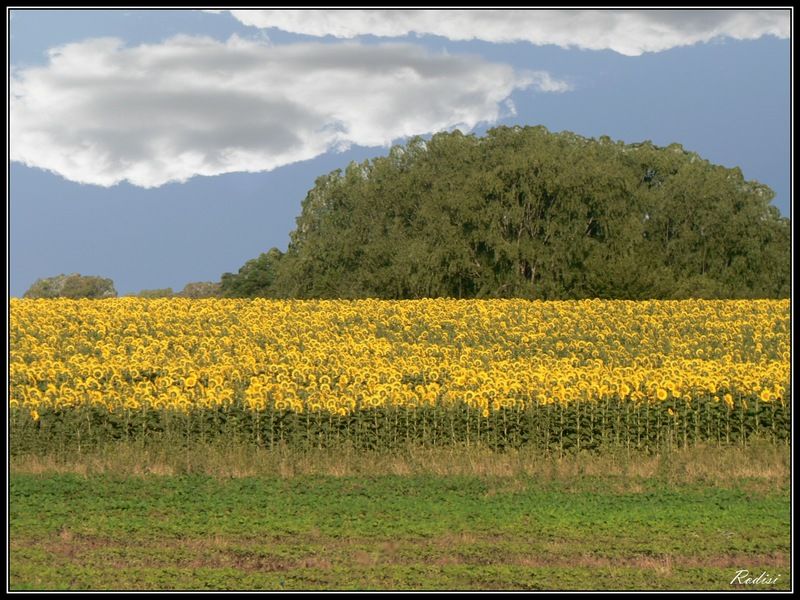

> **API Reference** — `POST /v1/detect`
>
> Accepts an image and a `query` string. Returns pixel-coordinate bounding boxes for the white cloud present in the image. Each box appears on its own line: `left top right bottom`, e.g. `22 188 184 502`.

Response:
10 35 562 188
218 9 789 56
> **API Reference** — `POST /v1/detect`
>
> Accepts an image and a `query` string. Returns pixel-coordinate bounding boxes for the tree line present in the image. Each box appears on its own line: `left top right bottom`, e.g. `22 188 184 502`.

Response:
23 275 221 299
23 126 789 301
220 126 790 300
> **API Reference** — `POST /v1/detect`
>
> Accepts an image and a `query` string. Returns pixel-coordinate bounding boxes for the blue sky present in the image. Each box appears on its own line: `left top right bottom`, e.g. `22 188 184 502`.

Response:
8 9 791 296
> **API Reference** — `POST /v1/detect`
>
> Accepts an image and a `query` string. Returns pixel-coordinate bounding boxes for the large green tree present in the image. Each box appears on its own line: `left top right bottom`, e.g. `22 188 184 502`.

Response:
229 126 790 300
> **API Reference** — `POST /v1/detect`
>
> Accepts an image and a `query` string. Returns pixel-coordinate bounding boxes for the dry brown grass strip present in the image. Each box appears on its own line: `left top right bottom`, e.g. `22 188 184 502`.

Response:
10 441 790 492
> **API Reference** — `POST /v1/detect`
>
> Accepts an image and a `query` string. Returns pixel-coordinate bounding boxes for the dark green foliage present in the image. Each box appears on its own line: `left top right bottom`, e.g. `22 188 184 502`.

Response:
23 273 117 299
230 126 789 299
10 396 790 456
220 248 284 298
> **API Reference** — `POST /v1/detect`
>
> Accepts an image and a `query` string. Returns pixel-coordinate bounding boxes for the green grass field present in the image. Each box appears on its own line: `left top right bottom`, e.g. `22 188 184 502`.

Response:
9 444 790 591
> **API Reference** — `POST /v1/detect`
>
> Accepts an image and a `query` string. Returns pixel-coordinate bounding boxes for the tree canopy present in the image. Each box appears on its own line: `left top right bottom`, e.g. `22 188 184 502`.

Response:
135 288 174 298
177 281 222 299
24 273 117 299
221 126 790 300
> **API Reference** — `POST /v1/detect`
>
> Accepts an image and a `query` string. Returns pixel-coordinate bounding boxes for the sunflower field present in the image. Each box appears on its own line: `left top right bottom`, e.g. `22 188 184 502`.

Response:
9 298 790 453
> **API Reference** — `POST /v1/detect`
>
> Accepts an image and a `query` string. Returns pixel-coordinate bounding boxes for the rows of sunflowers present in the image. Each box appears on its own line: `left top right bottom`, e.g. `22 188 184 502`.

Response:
9 298 790 452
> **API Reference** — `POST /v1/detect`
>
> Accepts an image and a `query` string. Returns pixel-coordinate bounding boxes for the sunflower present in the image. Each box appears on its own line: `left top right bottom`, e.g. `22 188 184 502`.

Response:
723 393 734 409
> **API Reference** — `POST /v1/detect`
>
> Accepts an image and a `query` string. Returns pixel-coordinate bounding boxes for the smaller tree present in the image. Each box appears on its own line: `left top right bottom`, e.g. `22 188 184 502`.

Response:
24 273 117 299
221 248 284 297
177 281 222 298
136 288 174 298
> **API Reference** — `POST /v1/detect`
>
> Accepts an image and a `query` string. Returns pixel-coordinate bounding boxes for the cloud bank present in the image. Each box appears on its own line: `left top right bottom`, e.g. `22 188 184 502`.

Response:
217 9 789 56
10 35 560 188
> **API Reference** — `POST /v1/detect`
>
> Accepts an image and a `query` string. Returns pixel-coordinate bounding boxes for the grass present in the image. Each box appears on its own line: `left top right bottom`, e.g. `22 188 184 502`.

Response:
10 439 791 483
9 443 791 590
